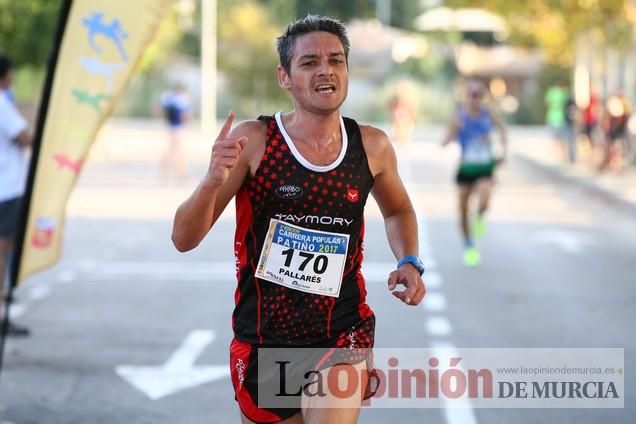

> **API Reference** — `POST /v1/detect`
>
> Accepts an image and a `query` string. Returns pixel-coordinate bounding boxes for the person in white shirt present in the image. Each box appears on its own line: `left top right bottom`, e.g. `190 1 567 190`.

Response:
0 52 32 337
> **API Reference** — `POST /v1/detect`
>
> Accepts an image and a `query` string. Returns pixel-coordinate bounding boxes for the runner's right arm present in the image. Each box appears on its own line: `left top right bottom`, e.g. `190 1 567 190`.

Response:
441 114 459 147
171 112 264 252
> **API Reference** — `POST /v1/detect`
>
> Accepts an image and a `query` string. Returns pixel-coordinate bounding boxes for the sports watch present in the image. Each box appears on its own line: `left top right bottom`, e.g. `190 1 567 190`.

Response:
397 256 425 276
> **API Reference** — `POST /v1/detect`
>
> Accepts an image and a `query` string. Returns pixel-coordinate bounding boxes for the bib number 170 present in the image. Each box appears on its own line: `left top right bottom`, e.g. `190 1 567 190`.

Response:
282 248 328 274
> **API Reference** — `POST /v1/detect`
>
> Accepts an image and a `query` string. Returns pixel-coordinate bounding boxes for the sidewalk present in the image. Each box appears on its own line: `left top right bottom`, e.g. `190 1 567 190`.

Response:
512 128 636 214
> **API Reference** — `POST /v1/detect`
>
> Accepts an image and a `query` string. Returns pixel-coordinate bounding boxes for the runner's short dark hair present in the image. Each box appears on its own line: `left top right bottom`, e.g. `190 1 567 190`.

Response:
0 51 13 79
277 15 350 74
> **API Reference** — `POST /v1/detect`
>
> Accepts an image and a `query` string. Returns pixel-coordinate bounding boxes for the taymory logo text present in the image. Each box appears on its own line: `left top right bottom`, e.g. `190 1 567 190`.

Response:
274 213 354 227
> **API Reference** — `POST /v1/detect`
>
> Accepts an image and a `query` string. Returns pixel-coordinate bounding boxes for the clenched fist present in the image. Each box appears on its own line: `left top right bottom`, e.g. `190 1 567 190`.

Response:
205 111 247 187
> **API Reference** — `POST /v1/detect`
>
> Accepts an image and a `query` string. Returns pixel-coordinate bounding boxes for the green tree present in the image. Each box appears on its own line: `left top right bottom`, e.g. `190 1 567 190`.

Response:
0 0 61 67
389 0 425 30
295 0 375 22
288 0 423 29
444 0 635 66
137 7 186 74
217 0 291 116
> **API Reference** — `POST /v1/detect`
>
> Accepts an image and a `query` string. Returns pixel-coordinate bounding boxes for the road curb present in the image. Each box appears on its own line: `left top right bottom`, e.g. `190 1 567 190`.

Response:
514 153 636 216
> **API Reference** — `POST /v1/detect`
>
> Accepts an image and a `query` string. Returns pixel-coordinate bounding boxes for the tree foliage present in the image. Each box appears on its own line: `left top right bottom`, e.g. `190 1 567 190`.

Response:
213 0 429 116
260 0 423 29
0 0 61 67
445 0 636 65
137 7 186 74
217 0 291 115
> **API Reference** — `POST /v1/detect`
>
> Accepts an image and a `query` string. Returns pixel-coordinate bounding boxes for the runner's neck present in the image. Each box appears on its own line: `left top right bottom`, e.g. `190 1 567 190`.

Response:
281 110 342 151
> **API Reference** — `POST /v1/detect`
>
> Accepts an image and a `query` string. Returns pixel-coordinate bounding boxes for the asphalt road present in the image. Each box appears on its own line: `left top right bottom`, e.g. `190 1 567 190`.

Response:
0 124 633 423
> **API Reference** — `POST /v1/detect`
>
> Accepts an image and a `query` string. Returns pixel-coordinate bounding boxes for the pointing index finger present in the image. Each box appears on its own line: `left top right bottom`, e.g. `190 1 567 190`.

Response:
217 111 235 140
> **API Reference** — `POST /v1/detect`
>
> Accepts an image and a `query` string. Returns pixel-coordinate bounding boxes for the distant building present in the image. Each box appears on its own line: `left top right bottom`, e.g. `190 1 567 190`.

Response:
414 7 543 121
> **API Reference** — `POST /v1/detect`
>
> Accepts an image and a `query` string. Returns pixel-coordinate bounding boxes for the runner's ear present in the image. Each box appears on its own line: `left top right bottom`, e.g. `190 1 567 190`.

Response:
277 65 291 91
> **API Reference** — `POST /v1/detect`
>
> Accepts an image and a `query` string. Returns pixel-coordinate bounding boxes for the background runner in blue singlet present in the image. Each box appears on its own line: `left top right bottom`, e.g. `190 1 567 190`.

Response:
442 80 508 267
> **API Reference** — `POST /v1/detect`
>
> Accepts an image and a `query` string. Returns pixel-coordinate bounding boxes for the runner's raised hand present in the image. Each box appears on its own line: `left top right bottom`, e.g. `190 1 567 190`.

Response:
206 111 247 187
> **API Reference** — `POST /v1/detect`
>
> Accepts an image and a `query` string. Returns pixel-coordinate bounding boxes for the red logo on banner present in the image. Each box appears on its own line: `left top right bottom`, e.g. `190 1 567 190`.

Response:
31 217 56 249
54 154 83 173
346 188 359 203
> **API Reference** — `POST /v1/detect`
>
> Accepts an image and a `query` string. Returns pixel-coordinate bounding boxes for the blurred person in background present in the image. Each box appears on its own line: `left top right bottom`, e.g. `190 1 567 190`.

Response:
442 79 508 267
544 82 569 164
158 81 191 182
582 86 600 152
599 90 631 171
0 51 31 337
563 92 578 164
388 81 416 146
625 114 636 168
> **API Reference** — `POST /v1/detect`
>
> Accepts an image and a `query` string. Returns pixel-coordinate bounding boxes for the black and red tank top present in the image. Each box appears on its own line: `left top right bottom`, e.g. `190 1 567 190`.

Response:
233 112 375 346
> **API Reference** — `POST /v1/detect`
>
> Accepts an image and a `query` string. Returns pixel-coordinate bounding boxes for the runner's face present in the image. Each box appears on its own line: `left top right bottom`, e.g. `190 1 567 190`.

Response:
467 89 483 107
278 32 348 114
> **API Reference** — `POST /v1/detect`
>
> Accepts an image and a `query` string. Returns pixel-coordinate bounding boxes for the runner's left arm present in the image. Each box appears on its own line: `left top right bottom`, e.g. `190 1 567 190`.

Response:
362 126 426 306
490 109 508 161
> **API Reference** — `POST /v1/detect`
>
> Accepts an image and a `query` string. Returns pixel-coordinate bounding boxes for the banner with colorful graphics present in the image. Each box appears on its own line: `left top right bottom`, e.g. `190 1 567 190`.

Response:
12 0 170 285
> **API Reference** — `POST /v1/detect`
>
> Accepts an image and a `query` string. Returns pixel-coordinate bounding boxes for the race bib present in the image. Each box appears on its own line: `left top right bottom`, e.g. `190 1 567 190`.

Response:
462 138 492 165
255 219 350 297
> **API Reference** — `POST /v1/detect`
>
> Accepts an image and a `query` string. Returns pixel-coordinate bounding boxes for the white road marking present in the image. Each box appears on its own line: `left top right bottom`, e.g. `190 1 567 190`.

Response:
533 229 593 254
121 237 139 249
28 285 51 301
426 316 452 336
116 330 229 400
83 261 418 283
398 146 478 424
423 291 447 312
422 255 437 269
90 261 234 279
8 304 26 319
58 270 77 284
101 248 116 260
424 271 442 289
5 285 51 322
432 345 478 424
78 259 98 272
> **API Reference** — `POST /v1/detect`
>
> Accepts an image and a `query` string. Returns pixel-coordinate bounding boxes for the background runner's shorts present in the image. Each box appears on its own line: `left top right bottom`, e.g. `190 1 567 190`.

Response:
0 197 22 238
229 315 376 423
456 163 495 186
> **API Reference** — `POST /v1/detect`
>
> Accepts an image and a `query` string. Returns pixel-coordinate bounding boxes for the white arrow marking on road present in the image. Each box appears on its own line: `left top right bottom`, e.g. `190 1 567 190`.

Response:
422 271 442 289
423 291 447 312
533 229 592 254
116 330 229 400
426 316 452 336
29 284 51 301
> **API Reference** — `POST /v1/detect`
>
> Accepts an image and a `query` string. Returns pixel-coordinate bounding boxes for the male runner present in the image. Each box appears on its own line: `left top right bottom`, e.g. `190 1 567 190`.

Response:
172 16 426 423
442 80 507 267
